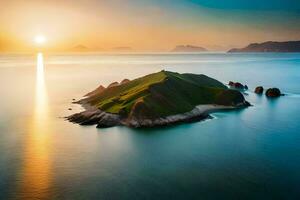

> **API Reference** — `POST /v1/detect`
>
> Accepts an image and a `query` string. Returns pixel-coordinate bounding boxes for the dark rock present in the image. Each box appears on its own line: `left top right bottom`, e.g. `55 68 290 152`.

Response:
96 115 120 128
228 81 246 90
254 86 264 94
244 101 251 107
68 108 72 110
67 110 100 125
266 88 281 97
234 82 244 89
68 109 120 127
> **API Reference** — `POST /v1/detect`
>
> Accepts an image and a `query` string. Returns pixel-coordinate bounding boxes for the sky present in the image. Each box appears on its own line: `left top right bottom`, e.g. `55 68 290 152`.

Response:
0 0 299 52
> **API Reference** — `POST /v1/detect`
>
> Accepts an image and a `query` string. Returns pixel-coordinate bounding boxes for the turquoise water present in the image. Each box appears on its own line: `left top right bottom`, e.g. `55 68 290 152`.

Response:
0 53 300 199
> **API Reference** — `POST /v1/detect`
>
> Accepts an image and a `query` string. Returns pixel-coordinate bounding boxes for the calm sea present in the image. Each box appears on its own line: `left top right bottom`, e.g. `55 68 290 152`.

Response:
0 53 300 199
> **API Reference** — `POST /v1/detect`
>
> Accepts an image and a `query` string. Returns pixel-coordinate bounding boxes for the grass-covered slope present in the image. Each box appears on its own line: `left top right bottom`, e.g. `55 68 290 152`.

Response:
83 71 247 119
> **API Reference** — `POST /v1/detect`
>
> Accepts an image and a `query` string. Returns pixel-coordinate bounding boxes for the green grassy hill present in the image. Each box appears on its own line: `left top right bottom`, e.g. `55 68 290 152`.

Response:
83 71 247 119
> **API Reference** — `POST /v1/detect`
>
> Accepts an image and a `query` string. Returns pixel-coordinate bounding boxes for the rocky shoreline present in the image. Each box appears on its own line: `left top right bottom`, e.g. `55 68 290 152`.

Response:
67 103 246 128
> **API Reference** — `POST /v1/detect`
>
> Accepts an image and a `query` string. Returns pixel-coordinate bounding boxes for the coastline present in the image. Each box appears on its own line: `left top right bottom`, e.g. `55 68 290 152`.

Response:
67 102 242 128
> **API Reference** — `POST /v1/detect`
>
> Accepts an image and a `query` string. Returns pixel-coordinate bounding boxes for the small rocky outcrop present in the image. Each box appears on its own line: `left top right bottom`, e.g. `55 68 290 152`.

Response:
228 81 247 90
96 114 121 128
266 88 282 97
254 86 264 94
68 108 120 127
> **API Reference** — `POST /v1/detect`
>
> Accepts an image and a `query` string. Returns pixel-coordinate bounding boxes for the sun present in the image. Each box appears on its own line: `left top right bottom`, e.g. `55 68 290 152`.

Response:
34 35 46 45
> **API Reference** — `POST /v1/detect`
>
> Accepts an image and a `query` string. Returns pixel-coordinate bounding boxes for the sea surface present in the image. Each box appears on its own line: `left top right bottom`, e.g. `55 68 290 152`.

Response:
0 52 300 199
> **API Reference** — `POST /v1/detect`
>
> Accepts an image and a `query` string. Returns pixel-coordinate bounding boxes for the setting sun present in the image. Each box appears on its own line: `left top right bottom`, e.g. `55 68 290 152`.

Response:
34 35 46 45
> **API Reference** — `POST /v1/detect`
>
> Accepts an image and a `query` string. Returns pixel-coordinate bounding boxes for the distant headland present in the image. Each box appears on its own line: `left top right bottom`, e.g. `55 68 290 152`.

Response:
228 41 300 53
111 46 133 52
171 45 207 52
67 45 132 53
67 71 250 128
70 45 90 52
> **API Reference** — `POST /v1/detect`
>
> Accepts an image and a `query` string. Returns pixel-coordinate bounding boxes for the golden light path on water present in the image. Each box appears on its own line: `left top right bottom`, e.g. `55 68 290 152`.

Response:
17 53 52 199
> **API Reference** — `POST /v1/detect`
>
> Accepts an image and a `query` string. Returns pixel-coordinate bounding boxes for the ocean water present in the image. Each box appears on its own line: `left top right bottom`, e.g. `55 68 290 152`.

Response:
0 52 300 199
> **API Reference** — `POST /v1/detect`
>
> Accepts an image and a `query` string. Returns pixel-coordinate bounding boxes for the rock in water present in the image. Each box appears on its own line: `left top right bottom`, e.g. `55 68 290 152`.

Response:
266 88 281 97
228 81 247 90
255 86 264 94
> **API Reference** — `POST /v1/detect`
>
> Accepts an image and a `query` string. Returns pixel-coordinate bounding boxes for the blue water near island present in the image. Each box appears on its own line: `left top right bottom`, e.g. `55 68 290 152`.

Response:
0 53 300 199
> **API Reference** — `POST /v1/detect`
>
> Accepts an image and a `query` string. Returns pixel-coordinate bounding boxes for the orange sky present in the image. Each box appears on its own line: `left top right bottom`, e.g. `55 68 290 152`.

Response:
0 0 300 52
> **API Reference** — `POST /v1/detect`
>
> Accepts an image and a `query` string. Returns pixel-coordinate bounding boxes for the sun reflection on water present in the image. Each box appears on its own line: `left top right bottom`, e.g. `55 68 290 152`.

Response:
17 53 52 199
35 53 48 117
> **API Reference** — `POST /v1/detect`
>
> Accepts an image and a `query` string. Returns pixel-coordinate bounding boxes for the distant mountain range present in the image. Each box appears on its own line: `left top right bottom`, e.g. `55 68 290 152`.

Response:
69 45 132 52
70 45 90 52
228 41 300 53
67 41 300 53
111 46 132 51
171 45 207 52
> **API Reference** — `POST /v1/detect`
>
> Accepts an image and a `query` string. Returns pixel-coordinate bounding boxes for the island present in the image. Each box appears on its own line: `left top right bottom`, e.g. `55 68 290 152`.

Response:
171 45 207 52
228 41 300 53
67 71 250 128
